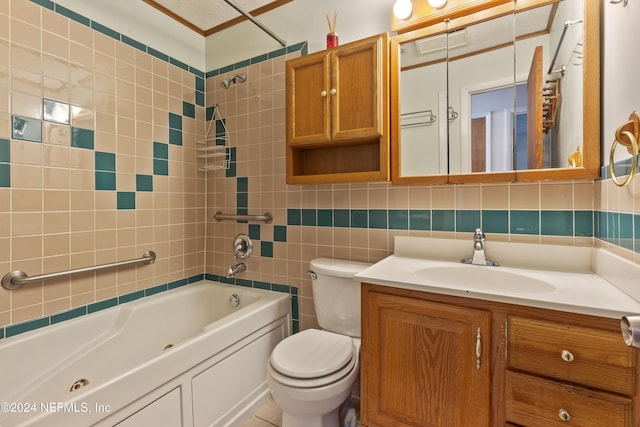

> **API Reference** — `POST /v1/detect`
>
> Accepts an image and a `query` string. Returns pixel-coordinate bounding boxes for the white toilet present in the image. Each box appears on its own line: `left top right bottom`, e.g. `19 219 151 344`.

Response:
266 258 371 427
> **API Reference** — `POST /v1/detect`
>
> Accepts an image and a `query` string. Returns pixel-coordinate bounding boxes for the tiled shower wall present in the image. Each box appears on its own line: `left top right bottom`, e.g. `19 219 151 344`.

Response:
0 0 207 329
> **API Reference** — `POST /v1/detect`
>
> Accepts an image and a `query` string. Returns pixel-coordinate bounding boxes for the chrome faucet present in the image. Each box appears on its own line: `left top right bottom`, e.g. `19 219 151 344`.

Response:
227 262 247 278
462 228 499 266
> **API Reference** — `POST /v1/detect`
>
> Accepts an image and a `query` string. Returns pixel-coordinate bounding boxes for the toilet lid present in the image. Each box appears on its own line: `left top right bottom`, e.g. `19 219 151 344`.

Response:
271 329 354 378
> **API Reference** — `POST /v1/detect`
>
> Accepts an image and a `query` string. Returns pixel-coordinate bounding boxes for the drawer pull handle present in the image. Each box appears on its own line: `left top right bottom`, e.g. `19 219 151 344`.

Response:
321 90 327 97
330 88 337 95
558 408 572 422
475 327 482 370
561 350 575 362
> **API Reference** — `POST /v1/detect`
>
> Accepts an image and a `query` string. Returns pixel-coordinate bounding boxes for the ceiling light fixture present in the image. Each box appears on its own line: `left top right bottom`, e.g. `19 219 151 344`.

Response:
393 0 413 20
428 0 448 9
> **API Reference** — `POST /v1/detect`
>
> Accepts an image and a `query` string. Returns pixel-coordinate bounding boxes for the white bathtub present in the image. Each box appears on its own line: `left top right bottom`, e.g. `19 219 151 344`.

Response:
0 280 291 427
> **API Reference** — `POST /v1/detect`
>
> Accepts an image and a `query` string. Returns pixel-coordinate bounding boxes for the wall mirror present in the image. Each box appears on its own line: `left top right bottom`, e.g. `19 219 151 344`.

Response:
390 0 600 184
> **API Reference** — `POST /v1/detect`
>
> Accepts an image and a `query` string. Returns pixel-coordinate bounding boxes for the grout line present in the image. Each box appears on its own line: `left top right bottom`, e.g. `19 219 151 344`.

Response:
254 416 279 427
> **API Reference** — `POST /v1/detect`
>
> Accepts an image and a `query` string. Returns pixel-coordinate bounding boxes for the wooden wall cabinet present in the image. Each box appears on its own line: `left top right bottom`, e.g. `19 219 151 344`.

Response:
286 33 389 184
361 283 640 427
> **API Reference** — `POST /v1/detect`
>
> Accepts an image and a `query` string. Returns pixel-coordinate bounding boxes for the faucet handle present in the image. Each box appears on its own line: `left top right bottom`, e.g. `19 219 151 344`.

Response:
474 228 485 240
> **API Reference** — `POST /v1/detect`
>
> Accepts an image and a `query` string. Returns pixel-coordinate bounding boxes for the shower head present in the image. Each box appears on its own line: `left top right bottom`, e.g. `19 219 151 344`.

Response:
233 73 247 84
220 73 247 89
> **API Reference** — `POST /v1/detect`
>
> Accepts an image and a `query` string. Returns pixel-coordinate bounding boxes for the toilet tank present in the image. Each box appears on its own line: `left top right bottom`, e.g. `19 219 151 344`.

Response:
309 258 372 338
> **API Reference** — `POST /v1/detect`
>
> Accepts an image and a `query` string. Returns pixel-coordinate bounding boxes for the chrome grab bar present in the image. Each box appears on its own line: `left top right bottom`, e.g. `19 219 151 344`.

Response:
213 211 273 224
2 251 156 290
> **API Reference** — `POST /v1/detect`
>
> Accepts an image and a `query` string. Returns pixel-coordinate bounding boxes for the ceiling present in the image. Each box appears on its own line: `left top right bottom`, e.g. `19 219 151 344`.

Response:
142 0 292 36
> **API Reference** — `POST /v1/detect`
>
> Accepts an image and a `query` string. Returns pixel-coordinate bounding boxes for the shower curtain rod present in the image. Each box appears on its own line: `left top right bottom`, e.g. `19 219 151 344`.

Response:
222 0 287 47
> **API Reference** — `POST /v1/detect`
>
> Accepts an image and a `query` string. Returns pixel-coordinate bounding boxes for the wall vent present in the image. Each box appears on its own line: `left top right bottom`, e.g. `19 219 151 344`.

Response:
415 29 469 55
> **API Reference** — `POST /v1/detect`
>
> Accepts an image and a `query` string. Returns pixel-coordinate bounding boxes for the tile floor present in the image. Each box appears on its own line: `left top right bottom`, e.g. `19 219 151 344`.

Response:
240 397 283 427
240 396 362 427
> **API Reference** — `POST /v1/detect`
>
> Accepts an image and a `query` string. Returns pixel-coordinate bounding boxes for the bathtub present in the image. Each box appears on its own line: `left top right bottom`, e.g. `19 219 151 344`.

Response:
0 280 291 427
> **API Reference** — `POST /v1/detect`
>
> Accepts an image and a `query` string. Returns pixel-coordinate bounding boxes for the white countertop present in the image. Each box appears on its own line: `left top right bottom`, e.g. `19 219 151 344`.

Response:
355 236 640 319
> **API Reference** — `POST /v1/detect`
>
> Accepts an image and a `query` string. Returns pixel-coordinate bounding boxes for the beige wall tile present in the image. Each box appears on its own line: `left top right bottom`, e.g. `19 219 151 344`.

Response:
541 182 573 210
456 185 480 210
11 19 41 51
11 189 43 212
432 185 454 209
481 184 509 210
510 182 540 210
12 212 42 236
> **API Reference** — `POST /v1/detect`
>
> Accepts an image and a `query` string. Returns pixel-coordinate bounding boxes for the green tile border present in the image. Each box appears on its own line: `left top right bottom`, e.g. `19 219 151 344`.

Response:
0 138 10 162
1 274 300 340
205 41 307 77
0 164 10 187
283 208 603 240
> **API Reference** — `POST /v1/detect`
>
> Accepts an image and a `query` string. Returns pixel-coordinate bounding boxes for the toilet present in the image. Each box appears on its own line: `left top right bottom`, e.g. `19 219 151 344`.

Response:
266 258 371 427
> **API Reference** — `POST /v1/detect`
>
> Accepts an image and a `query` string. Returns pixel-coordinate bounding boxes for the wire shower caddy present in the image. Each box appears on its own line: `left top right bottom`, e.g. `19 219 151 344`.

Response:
197 104 230 172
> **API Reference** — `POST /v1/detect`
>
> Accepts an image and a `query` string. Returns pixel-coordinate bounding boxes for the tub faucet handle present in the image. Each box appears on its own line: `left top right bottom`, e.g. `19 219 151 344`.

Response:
233 234 253 260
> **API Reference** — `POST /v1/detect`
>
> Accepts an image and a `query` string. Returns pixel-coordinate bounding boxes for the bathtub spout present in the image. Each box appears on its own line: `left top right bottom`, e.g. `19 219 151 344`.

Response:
227 262 247 278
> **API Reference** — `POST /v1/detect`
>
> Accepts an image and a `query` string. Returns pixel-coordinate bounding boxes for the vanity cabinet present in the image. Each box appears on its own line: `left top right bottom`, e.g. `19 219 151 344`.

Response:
361 286 491 427
360 284 640 427
285 33 389 184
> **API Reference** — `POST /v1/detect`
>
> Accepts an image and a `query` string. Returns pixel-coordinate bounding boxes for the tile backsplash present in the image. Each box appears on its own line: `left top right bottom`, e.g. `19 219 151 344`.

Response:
0 0 638 333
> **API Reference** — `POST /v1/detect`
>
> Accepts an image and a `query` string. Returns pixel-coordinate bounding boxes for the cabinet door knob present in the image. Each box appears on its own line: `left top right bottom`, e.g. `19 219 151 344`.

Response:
558 408 572 422
330 88 337 95
321 90 327 97
561 350 575 362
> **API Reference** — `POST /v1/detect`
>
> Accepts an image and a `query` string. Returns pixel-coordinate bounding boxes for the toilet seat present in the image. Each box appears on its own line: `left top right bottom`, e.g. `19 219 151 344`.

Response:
269 329 357 388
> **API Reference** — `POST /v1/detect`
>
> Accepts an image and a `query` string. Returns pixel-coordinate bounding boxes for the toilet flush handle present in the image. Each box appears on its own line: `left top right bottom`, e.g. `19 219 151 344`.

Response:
307 271 317 280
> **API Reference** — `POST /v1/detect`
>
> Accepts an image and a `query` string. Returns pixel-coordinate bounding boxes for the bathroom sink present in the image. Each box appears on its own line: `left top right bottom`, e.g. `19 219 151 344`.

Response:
413 264 556 293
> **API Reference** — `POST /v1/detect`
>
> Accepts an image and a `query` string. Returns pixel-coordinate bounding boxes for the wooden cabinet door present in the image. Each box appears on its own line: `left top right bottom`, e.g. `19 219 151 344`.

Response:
331 33 387 142
286 51 331 145
362 289 491 427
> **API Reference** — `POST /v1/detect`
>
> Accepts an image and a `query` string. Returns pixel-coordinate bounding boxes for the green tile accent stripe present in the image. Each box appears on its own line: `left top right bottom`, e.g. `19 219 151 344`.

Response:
153 142 169 160
95 151 116 171
0 138 10 163
205 41 307 78
71 127 94 150
136 174 153 192
95 171 116 190
285 208 599 239
168 113 182 130
31 0 204 78
117 191 136 210
0 164 10 187
0 138 9 187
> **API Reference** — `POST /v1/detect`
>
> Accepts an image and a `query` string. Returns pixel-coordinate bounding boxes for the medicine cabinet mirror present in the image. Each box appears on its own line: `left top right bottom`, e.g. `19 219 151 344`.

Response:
390 0 600 184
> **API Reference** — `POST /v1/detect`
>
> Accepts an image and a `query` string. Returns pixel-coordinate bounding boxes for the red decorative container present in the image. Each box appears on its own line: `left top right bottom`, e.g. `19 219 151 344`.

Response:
326 32 339 48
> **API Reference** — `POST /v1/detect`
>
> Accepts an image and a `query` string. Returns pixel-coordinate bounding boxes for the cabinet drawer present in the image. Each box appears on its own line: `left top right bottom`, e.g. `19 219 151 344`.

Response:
505 371 632 427
508 316 634 395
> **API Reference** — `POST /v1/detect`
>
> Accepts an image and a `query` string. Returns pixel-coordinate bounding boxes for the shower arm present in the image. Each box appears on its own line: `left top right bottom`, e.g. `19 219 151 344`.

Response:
222 0 287 47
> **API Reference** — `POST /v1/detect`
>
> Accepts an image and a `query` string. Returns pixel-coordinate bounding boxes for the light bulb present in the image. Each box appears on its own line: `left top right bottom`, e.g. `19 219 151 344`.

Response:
393 0 413 20
428 0 447 9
